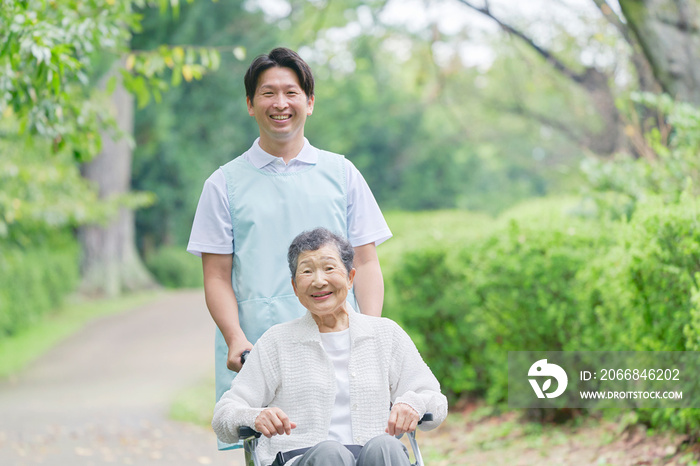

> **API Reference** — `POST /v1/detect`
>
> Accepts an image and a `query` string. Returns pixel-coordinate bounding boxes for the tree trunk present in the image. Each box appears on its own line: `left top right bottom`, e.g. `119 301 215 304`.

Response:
578 67 627 155
619 0 700 105
78 60 157 297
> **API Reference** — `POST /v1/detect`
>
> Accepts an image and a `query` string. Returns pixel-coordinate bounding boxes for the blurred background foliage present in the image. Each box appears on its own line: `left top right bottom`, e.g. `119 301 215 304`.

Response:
130 0 594 253
3 0 700 435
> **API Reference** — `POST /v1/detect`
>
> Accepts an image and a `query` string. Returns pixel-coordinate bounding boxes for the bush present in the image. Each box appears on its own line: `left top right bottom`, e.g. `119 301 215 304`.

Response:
470 216 614 403
390 207 613 404
584 197 700 352
387 196 700 435
589 197 700 433
0 231 80 338
392 248 481 401
381 209 497 402
146 246 203 288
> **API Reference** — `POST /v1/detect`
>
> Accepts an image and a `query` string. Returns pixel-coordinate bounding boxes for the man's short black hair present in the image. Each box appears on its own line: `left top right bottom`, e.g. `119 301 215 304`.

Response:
244 47 315 103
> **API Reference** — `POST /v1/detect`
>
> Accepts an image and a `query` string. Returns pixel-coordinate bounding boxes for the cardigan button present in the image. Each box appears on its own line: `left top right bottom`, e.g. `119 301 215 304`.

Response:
350 372 356 378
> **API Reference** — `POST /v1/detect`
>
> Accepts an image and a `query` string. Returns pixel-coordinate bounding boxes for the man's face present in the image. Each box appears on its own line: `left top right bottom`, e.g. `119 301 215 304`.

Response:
247 66 314 148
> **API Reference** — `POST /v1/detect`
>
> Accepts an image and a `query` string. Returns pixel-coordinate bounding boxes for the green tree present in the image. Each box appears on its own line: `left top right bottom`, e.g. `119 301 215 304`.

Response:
131 0 281 252
1 0 221 296
131 1 590 250
0 0 136 158
453 0 700 160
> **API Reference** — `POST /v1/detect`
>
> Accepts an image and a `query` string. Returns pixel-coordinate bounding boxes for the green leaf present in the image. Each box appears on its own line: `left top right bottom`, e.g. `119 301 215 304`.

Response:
199 48 210 68
171 65 182 86
170 0 180 19
129 76 150 109
106 75 117 95
209 49 220 71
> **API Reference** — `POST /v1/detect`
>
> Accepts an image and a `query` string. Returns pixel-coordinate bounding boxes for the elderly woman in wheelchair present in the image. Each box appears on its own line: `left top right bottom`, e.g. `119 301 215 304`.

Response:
212 227 448 466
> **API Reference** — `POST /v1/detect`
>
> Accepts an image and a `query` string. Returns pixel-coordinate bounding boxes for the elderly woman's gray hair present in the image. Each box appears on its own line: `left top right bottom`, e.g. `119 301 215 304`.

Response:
288 228 354 279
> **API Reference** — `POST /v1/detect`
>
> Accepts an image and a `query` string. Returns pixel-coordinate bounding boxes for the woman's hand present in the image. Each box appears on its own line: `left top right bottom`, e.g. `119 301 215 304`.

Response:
255 407 297 438
385 403 420 436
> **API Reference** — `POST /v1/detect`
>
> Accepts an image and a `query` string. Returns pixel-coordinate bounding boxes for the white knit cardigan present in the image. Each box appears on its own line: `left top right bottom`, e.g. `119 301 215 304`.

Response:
212 310 448 466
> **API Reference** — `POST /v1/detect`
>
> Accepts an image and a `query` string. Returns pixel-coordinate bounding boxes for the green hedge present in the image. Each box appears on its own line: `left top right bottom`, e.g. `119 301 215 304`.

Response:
145 246 203 289
392 248 481 398
0 232 80 338
585 198 700 352
390 205 613 403
590 199 700 432
386 197 700 432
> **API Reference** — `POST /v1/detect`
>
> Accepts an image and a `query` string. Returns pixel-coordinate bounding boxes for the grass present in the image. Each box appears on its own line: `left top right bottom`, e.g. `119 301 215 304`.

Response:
379 197 590 276
170 375 216 427
0 290 163 379
380 209 495 274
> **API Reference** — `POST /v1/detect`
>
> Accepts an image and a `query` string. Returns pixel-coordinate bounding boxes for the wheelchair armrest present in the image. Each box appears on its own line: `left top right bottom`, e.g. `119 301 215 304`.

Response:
239 426 262 439
237 413 432 440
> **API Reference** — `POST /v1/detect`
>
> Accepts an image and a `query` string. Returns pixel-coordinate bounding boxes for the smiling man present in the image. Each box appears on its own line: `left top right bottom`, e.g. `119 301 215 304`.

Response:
187 47 392 451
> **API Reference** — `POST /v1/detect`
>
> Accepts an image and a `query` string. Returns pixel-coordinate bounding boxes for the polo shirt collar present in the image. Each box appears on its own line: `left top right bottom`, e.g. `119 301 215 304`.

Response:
249 138 318 169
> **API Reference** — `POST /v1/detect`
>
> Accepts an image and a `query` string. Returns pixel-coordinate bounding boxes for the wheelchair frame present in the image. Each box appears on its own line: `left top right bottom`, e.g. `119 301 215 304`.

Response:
238 413 432 466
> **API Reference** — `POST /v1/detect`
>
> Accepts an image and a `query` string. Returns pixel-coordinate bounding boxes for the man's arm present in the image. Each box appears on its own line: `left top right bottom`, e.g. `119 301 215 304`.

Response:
352 243 384 317
202 252 252 372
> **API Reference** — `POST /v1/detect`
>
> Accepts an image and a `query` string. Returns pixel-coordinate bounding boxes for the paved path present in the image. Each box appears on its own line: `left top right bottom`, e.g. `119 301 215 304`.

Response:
0 290 244 466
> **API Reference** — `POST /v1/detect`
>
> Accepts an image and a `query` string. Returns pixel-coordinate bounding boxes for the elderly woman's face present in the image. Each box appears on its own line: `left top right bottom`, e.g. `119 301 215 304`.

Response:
292 244 355 317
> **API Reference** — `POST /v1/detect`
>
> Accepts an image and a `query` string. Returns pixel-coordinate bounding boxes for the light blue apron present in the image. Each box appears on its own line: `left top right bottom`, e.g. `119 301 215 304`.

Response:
216 148 354 450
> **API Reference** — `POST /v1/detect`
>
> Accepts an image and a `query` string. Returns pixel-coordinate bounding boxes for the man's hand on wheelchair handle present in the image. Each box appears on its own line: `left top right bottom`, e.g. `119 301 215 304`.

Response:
227 340 253 372
255 407 297 438
385 403 420 436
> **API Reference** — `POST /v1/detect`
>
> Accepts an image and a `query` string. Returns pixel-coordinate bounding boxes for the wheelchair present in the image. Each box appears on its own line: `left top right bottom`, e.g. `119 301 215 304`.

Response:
238 413 433 466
